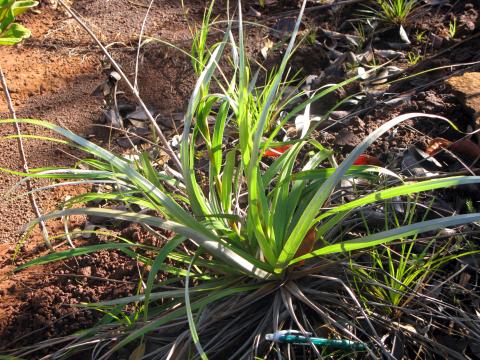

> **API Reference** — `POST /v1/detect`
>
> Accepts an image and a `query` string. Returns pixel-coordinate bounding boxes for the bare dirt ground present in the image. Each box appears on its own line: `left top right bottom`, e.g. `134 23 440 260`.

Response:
1 0 479 355
0 0 207 348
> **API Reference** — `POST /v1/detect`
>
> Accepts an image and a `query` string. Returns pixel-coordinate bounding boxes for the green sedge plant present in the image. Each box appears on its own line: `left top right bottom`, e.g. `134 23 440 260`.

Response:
362 0 420 26
187 0 215 76
414 29 426 42
5 0 480 358
347 198 480 355
350 197 479 315
349 20 368 53
0 0 37 45
407 50 421 65
448 17 457 39
348 238 480 356
352 237 478 313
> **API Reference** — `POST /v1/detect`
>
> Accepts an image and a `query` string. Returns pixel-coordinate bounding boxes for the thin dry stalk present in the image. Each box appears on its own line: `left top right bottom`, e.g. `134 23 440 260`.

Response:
0 67 52 250
134 0 155 91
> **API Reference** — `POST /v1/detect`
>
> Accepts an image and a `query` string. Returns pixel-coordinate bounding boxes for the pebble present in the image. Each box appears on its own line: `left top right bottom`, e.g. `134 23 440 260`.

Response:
334 128 360 149
446 72 480 124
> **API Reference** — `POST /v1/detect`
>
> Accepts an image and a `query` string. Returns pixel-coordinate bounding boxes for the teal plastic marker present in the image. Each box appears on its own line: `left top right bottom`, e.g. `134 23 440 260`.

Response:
265 330 366 351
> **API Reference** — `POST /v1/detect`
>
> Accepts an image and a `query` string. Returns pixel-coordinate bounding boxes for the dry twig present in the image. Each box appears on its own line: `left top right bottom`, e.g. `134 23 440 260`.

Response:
57 0 182 172
0 66 52 250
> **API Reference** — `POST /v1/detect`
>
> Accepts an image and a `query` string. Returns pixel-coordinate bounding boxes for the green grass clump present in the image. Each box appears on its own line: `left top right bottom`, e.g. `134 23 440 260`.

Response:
4 0 480 358
363 0 419 25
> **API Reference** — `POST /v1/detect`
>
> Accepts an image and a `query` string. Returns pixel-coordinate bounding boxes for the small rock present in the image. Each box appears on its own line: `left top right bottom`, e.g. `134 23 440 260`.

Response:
375 49 405 60
82 222 96 239
329 111 350 120
78 266 92 280
117 136 142 148
446 72 480 124
430 33 443 49
88 213 109 225
401 148 427 177
424 91 445 111
117 102 136 116
270 17 297 39
129 127 150 137
334 128 360 149
100 108 122 128
157 112 184 129
351 116 365 128
129 119 148 129
126 107 152 122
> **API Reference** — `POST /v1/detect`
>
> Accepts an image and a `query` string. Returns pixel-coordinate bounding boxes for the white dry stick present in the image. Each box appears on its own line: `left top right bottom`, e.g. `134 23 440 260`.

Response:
57 0 183 172
0 67 52 250
133 0 155 92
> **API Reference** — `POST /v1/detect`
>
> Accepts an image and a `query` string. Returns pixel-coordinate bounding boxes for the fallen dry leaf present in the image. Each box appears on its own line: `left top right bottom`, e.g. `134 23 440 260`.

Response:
353 154 383 166
294 227 317 267
426 137 480 160
425 138 452 156
261 38 274 59
263 144 292 158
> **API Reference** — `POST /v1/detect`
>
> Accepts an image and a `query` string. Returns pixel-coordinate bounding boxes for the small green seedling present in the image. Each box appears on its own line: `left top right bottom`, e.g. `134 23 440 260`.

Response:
448 17 457 39
306 28 317 45
352 233 479 316
362 0 419 26
0 0 38 45
414 29 426 42
350 198 480 316
350 21 367 52
407 51 421 65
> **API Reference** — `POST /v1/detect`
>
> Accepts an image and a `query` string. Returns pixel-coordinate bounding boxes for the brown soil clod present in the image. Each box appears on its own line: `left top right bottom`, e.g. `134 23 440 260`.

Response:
446 72 480 124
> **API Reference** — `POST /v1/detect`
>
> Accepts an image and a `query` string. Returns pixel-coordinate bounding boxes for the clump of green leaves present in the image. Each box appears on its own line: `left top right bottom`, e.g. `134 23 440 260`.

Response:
6 0 480 358
0 0 38 45
351 227 478 315
189 1 215 76
407 50 421 65
448 17 457 39
414 29 426 42
364 0 419 25
349 21 367 52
